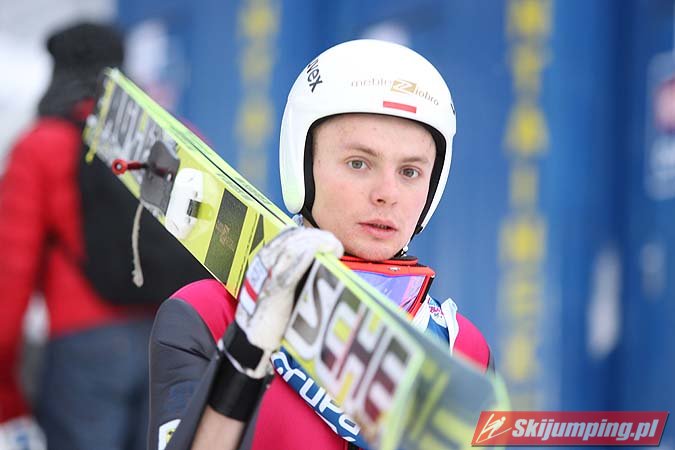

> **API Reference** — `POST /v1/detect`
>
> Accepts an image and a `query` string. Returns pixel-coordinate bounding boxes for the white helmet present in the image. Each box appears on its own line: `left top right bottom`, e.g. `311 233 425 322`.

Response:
279 39 456 234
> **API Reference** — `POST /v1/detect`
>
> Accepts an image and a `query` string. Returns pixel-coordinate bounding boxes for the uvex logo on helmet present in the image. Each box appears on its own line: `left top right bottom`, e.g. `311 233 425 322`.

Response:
306 58 323 93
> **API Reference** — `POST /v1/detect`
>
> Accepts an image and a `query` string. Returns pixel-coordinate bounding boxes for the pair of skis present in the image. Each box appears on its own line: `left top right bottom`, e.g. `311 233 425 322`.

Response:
84 68 508 450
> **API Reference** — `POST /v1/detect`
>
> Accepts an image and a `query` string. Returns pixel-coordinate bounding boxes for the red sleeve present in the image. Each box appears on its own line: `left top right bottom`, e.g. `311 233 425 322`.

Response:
454 313 492 374
171 279 237 341
148 279 236 450
0 120 80 420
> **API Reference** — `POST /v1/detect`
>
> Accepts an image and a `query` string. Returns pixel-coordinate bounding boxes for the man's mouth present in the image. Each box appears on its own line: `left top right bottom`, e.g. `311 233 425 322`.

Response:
368 223 394 230
359 221 398 234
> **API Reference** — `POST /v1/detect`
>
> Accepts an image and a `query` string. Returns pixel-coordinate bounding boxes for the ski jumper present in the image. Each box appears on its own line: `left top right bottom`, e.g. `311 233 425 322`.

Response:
149 256 492 450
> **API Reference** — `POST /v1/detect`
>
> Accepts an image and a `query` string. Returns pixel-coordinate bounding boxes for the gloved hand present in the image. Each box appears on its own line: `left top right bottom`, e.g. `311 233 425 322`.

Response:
0 416 46 450
234 226 343 377
208 226 343 420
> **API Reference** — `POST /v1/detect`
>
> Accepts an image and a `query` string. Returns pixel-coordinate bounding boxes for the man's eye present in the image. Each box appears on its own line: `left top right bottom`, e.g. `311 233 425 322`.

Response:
348 160 365 169
401 168 420 178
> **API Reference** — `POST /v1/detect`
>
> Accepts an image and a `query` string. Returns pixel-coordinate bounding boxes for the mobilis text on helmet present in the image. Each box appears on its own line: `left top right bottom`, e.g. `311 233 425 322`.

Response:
350 78 441 107
306 58 323 92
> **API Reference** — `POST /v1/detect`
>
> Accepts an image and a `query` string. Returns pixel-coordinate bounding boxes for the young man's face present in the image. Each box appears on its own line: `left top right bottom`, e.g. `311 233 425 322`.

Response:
310 113 435 261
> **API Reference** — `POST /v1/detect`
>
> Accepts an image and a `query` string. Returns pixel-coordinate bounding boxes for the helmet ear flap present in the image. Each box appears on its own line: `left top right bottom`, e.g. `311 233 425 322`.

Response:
299 117 330 228
413 124 446 235
300 125 318 228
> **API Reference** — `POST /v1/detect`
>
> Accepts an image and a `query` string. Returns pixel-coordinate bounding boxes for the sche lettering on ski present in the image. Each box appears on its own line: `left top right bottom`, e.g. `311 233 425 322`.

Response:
284 262 414 436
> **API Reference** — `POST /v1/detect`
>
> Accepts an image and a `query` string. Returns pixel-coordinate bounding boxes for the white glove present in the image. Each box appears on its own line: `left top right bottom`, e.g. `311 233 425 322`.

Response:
231 226 343 378
208 227 343 421
0 416 46 450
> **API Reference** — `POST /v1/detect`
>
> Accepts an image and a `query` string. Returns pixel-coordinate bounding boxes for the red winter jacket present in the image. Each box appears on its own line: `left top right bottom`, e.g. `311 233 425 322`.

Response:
0 116 154 421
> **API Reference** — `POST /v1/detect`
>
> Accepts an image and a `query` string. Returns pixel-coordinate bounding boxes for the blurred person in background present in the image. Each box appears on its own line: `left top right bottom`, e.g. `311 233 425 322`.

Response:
0 21 210 450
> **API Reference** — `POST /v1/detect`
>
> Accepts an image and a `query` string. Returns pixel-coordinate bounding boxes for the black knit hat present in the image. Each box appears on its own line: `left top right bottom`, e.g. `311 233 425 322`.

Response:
38 21 125 119
47 22 124 70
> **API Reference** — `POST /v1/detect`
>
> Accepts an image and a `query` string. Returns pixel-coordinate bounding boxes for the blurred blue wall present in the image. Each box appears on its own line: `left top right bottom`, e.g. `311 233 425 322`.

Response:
116 0 675 443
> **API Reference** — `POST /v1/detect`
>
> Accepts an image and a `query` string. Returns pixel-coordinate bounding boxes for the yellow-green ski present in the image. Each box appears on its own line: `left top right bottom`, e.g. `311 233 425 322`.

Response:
84 68 508 450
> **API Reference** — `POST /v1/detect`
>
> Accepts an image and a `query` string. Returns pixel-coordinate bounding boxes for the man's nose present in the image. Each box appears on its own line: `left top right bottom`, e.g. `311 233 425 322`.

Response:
369 171 399 205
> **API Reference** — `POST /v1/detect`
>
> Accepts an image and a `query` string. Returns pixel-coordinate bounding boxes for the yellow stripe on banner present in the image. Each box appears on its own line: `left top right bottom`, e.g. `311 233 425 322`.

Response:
226 208 260 295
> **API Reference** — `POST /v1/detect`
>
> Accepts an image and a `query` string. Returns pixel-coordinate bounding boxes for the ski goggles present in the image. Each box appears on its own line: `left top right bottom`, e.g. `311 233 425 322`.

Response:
341 256 435 316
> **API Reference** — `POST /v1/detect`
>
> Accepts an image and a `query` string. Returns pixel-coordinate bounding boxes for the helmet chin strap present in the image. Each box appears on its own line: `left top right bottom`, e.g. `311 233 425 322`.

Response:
299 205 320 229
396 218 424 257
394 245 409 258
